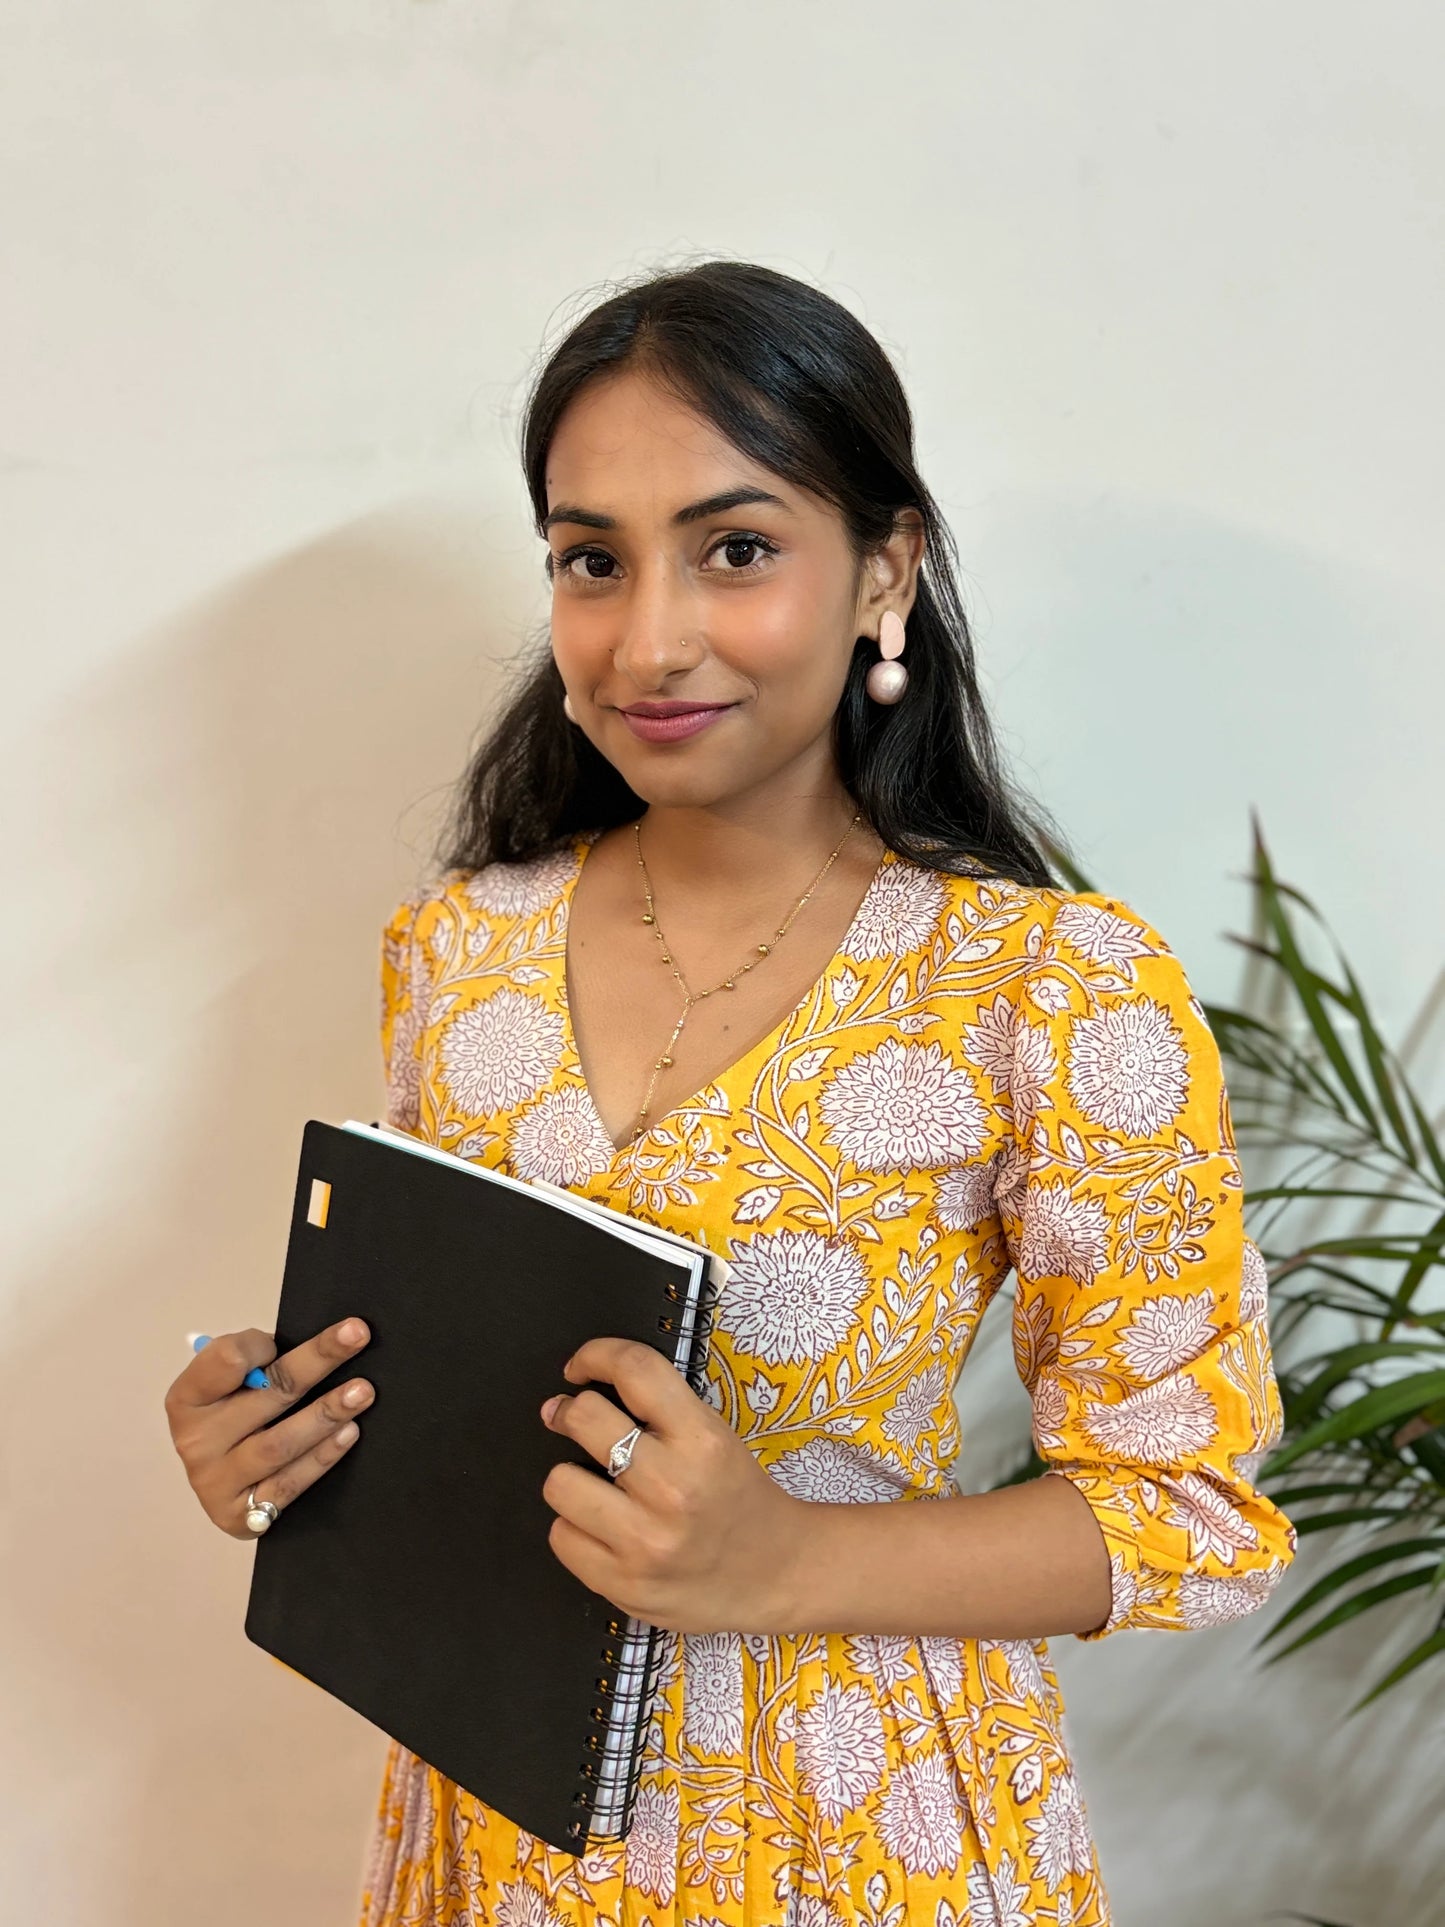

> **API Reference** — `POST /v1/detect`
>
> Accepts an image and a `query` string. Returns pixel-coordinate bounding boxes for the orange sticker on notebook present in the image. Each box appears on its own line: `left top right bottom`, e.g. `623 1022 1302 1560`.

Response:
307 1178 332 1228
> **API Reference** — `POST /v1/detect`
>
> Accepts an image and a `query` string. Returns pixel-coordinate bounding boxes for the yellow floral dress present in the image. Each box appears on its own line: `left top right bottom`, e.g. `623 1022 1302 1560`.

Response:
360 832 1296 1927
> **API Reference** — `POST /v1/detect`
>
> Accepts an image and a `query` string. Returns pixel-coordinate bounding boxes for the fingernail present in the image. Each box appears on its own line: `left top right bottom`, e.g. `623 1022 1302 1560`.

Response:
335 1421 359 1446
342 1382 369 1409
339 1320 365 1346
541 1397 561 1423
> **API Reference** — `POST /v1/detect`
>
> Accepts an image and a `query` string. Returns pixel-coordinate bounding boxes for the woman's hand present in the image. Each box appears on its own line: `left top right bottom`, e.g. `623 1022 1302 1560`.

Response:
540 1335 811 1635
165 1319 374 1539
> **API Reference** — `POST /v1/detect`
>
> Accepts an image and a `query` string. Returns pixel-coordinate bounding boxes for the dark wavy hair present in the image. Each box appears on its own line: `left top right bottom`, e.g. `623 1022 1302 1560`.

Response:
441 257 1067 888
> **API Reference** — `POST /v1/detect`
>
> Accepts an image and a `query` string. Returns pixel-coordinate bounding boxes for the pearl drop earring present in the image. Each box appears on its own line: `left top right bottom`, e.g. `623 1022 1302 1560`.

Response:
563 691 578 723
866 610 908 704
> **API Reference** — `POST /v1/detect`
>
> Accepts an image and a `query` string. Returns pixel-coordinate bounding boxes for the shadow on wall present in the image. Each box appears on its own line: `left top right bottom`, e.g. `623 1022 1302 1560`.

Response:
0 500 527 1927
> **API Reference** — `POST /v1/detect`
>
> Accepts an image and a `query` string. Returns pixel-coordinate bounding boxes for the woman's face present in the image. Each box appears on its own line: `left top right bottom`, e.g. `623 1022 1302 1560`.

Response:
543 367 918 812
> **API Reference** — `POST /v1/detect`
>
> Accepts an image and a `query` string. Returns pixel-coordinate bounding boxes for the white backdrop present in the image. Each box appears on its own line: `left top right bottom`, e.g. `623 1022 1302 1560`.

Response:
2 6 1442 1923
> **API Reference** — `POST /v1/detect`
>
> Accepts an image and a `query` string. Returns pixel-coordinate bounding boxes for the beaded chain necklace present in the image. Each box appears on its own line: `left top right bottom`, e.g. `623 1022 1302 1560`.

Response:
626 810 862 1141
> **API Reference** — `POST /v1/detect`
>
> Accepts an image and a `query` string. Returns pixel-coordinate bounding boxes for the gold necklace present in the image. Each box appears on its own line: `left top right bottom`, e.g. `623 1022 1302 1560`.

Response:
628 810 863 1140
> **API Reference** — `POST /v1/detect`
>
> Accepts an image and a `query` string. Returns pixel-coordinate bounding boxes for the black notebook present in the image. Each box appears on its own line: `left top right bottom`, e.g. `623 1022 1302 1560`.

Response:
244 1118 725 1854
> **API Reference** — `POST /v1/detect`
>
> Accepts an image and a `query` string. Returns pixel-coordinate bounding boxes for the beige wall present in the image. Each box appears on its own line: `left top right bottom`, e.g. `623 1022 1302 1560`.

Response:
3 6 1442 1923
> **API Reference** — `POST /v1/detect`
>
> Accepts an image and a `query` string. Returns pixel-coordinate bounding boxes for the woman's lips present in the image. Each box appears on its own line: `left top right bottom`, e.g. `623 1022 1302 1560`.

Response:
616 704 736 744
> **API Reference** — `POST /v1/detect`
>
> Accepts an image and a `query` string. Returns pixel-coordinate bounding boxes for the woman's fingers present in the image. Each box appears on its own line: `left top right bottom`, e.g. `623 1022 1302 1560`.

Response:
168 1318 372 1461
228 1418 362 1540
247 1318 371 1419
167 1326 279 1411
235 1375 375 1482
169 1318 370 1415
545 1386 659 1493
560 1337 699 1441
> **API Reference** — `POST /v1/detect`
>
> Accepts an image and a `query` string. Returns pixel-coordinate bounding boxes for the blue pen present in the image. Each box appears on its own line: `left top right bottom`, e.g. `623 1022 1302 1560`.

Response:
187 1331 272 1390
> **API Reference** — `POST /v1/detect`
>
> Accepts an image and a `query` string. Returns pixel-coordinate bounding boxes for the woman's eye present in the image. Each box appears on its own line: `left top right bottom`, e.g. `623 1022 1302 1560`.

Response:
550 547 618 583
708 533 777 574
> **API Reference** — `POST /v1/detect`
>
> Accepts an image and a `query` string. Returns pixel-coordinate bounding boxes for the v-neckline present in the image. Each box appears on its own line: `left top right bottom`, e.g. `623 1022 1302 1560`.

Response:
555 827 898 1161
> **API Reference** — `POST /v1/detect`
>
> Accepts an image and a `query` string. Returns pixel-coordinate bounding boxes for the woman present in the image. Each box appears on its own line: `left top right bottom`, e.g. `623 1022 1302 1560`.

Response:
168 260 1296 1926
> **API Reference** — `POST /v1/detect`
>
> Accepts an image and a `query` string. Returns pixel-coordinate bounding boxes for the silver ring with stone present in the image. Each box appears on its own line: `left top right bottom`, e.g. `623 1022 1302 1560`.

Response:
245 1487 281 1534
606 1425 643 1479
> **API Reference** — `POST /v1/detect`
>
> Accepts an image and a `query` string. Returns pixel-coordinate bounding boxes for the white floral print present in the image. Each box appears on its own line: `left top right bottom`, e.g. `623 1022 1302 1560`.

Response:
933 1159 992 1233
969 1850 1033 1927
508 1083 616 1185
933 1141 1030 1233
991 1636 1047 1700
1026 1775 1094 1893
1178 1566 1282 1627
843 862 945 959
962 992 1059 1136
1052 899 1158 972
380 899 432 1131
767 1437 908 1503
1006 1016 1062 1135
1239 1236 1270 1322
917 1634 966 1704
720 1229 870 1365
794 1681 887 1821
1118 1289 1219 1381
466 846 580 920
818 1038 990 1172
883 1360 952 1450
1162 1470 1262 1565
843 1633 914 1688
1015 1181 1111 1284
1031 1375 1070 1452
384 998 423 1131
840 1632 962 1705
875 1750 966 1875
1084 1377 1220 1463
1065 997 1190 1138
783 1895 851 1927
439 988 563 1116
494 1880 567 1927
682 1633 744 1755
622 1781 679 1904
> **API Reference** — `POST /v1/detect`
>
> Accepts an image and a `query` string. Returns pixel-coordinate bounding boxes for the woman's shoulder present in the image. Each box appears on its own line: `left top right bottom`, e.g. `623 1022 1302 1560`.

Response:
891 854 1197 1005
380 837 590 948
890 851 1167 949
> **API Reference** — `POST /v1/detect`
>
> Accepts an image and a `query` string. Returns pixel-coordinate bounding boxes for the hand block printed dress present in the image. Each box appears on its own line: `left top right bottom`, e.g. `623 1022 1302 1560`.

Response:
360 833 1296 1927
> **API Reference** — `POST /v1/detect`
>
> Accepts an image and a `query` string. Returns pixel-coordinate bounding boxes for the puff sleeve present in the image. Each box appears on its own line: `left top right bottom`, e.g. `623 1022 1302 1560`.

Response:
994 888 1297 1638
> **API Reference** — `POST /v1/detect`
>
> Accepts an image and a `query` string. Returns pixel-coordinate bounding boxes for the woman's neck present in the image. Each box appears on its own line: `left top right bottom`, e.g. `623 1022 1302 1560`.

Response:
632 784 870 908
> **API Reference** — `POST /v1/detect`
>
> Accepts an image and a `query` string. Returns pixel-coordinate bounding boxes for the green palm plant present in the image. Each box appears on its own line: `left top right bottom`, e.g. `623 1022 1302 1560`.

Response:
1040 817 1445 1711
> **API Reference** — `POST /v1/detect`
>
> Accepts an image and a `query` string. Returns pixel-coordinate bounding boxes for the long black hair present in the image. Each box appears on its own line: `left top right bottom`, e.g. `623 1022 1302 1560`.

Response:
441 257 1068 888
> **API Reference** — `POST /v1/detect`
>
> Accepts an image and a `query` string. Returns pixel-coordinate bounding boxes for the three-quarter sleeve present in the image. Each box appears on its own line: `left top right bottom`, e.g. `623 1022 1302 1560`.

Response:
995 887 1297 1638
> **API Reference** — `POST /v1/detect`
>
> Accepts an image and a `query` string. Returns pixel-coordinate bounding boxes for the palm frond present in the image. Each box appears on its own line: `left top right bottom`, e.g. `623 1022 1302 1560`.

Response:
1210 819 1445 1707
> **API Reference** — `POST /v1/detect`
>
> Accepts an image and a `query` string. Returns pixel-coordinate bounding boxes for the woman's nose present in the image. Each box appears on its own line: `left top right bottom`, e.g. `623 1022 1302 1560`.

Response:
608 584 697 687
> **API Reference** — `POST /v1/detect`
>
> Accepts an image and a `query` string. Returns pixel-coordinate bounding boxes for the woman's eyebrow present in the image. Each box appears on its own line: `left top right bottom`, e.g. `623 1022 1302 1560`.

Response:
542 486 793 534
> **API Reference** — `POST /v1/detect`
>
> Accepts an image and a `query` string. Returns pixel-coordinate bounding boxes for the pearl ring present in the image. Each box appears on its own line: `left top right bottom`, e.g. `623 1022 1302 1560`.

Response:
245 1487 281 1534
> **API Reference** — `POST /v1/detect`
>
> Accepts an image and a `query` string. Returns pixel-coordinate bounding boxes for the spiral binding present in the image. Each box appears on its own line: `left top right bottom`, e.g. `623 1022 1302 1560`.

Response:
563 1250 725 1848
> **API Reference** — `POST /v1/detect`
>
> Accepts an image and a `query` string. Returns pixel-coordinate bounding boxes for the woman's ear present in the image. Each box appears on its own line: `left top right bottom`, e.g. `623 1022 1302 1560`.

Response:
857 509 926 634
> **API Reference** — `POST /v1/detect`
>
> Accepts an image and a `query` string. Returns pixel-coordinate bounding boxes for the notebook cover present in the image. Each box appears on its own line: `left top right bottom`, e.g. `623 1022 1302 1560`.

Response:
244 1120 707 1853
